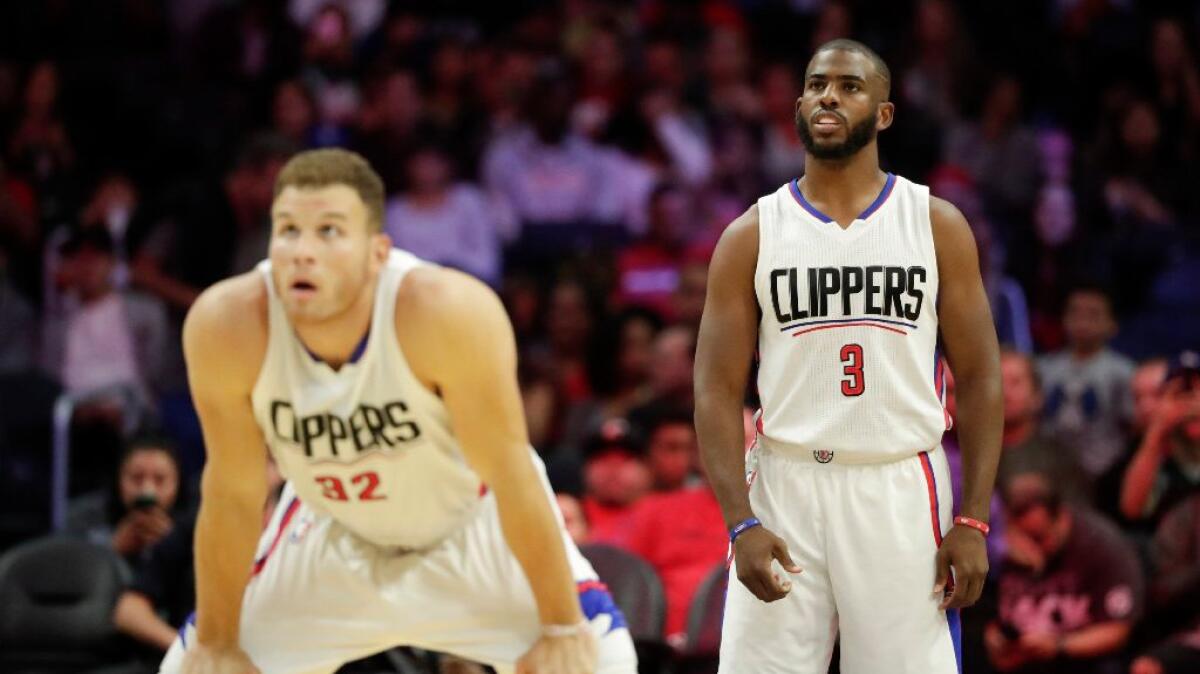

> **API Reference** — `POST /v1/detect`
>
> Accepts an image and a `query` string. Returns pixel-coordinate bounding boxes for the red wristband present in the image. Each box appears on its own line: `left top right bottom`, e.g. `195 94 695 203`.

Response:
953 516 990 536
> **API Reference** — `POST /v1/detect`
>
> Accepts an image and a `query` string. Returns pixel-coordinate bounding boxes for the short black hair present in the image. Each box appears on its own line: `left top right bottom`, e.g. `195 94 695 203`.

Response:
810 38 891 101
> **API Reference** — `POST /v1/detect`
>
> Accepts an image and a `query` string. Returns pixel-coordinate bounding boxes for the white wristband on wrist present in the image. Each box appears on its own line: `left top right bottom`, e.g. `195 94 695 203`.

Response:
542 620 590 638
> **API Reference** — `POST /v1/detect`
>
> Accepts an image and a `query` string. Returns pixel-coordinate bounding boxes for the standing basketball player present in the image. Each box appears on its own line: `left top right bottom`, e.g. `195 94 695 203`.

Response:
695 40 1002 673
163 149 636 674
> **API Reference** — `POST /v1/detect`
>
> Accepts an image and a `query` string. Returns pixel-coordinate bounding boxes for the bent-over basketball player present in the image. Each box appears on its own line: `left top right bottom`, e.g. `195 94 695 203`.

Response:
163 149 637 674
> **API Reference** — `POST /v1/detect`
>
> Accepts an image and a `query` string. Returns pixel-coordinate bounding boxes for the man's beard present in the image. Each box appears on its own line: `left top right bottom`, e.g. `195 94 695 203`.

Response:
795 109 878 160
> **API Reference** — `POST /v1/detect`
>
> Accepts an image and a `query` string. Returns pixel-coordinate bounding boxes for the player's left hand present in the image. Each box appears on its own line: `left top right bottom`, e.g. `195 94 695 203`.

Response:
934 524 989 610
515 626 598 674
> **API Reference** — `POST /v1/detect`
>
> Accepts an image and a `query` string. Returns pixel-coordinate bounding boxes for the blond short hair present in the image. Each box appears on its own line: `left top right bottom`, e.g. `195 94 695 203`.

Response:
274 148 385 231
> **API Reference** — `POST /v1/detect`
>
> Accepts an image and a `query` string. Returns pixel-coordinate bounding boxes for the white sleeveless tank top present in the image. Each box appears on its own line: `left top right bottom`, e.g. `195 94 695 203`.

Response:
251 249 483 548
753 174 950 464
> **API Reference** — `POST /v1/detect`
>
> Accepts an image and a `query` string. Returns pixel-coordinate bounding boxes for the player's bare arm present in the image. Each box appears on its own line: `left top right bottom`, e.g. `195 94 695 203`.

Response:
398 266 597 674
930 196 1003 610
181 273 271 674
695 205 801 603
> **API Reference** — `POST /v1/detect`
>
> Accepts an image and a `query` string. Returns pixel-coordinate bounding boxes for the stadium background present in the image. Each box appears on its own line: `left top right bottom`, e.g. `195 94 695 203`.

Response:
1 1 1199 673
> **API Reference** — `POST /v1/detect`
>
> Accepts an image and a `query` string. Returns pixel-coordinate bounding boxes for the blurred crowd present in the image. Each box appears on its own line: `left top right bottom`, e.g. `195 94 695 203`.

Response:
1 1 1200 673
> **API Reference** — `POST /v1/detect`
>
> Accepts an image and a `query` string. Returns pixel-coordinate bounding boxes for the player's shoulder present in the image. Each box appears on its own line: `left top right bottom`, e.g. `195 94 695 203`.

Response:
182 271 268 371
926 194 976 260
395 264 502 323
927 194 970 233
714 203 760 253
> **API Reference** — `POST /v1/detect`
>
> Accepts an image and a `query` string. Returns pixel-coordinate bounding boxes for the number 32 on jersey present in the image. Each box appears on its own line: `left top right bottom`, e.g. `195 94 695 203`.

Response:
314 471 385 502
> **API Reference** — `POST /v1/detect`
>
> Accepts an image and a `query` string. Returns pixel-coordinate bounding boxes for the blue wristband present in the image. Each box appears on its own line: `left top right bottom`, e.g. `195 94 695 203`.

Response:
729 517 762 543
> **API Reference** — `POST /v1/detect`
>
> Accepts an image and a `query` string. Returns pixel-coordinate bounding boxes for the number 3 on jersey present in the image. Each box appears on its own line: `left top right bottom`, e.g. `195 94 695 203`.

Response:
840 344 865 396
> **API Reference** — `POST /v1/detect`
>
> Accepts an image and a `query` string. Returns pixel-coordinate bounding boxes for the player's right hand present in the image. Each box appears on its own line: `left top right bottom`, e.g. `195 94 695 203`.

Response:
733 525 801 602
515 627 598 674
181 643 261 674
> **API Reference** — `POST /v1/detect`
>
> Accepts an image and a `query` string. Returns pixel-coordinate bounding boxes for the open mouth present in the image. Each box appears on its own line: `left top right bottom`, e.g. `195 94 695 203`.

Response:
290 280 318 297
812 112 844 131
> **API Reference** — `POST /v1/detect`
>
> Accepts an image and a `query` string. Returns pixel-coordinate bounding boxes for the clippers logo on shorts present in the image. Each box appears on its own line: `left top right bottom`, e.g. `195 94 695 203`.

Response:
813 450 835 463
768 265 928 325
269 400 422 461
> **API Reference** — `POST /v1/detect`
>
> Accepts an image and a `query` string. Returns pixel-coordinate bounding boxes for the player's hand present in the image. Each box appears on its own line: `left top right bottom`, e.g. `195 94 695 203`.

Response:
934 525 988 609
733 525 801 602
515 626 598 674
181 643 261 674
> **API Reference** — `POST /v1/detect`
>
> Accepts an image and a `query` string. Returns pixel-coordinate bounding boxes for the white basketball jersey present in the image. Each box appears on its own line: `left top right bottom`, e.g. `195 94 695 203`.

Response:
251 250 484 548
753 174 950 463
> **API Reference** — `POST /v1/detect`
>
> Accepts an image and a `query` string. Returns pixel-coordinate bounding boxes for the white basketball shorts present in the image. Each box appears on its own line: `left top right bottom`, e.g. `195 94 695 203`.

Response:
719 443 962 674
160 482 637 674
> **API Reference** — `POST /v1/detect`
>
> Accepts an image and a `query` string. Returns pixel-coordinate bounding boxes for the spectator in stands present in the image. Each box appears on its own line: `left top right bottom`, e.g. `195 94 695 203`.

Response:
271 79 318 149
580 418 651 549
928 164 1033 353
556 492 589 545
7 60 74 221
633 325 697 416
560 307 662 459
671 256 709 331
986 468 1142 674
614 182 690 319
626 439 727 649
482 66 628 258
131 134 294 314
1039 286 1135 481
298 4 360 147
1121 350 1200 525
1147 18 1200 164
944 74 1041 222
995 348 1083 499
356 69 429 189
758 62 805 187
112 457 283 659
384 144 503 286
643 407 699 493
1094 358 1168 522
67 435 185 564
41 227 167 402
1130 493 1200 674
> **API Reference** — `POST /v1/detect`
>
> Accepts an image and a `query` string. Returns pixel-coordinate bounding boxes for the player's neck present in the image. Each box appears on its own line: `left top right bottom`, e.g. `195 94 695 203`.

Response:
799 148 887 222
292 278 377 370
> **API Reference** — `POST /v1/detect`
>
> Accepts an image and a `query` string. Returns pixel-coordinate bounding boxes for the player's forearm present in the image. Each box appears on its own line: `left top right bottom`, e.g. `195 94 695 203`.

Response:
695 390 754 528
194 473 267 647
1120 428 1167 519
953 370 1003 521
1061 621 1131 659
113 591 177 651
493 479 585 626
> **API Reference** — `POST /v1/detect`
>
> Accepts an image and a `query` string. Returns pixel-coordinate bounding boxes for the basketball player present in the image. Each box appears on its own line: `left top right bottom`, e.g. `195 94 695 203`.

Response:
695 40 1002 673
162 149 637 674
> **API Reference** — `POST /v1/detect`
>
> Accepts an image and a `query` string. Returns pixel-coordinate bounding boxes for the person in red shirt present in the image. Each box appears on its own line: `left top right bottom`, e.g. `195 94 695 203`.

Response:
626 409 729 648
615 183 689 319
581 418 652 548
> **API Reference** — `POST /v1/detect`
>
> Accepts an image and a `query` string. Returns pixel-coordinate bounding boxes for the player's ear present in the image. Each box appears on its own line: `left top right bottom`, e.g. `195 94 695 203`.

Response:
371 230 391 262
876 101 895 131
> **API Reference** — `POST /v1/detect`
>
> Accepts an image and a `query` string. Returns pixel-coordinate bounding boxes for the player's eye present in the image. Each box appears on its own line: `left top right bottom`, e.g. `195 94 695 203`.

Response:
808 80 824 91
318 224 340 237
844 82 860 92
277 223 299 237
